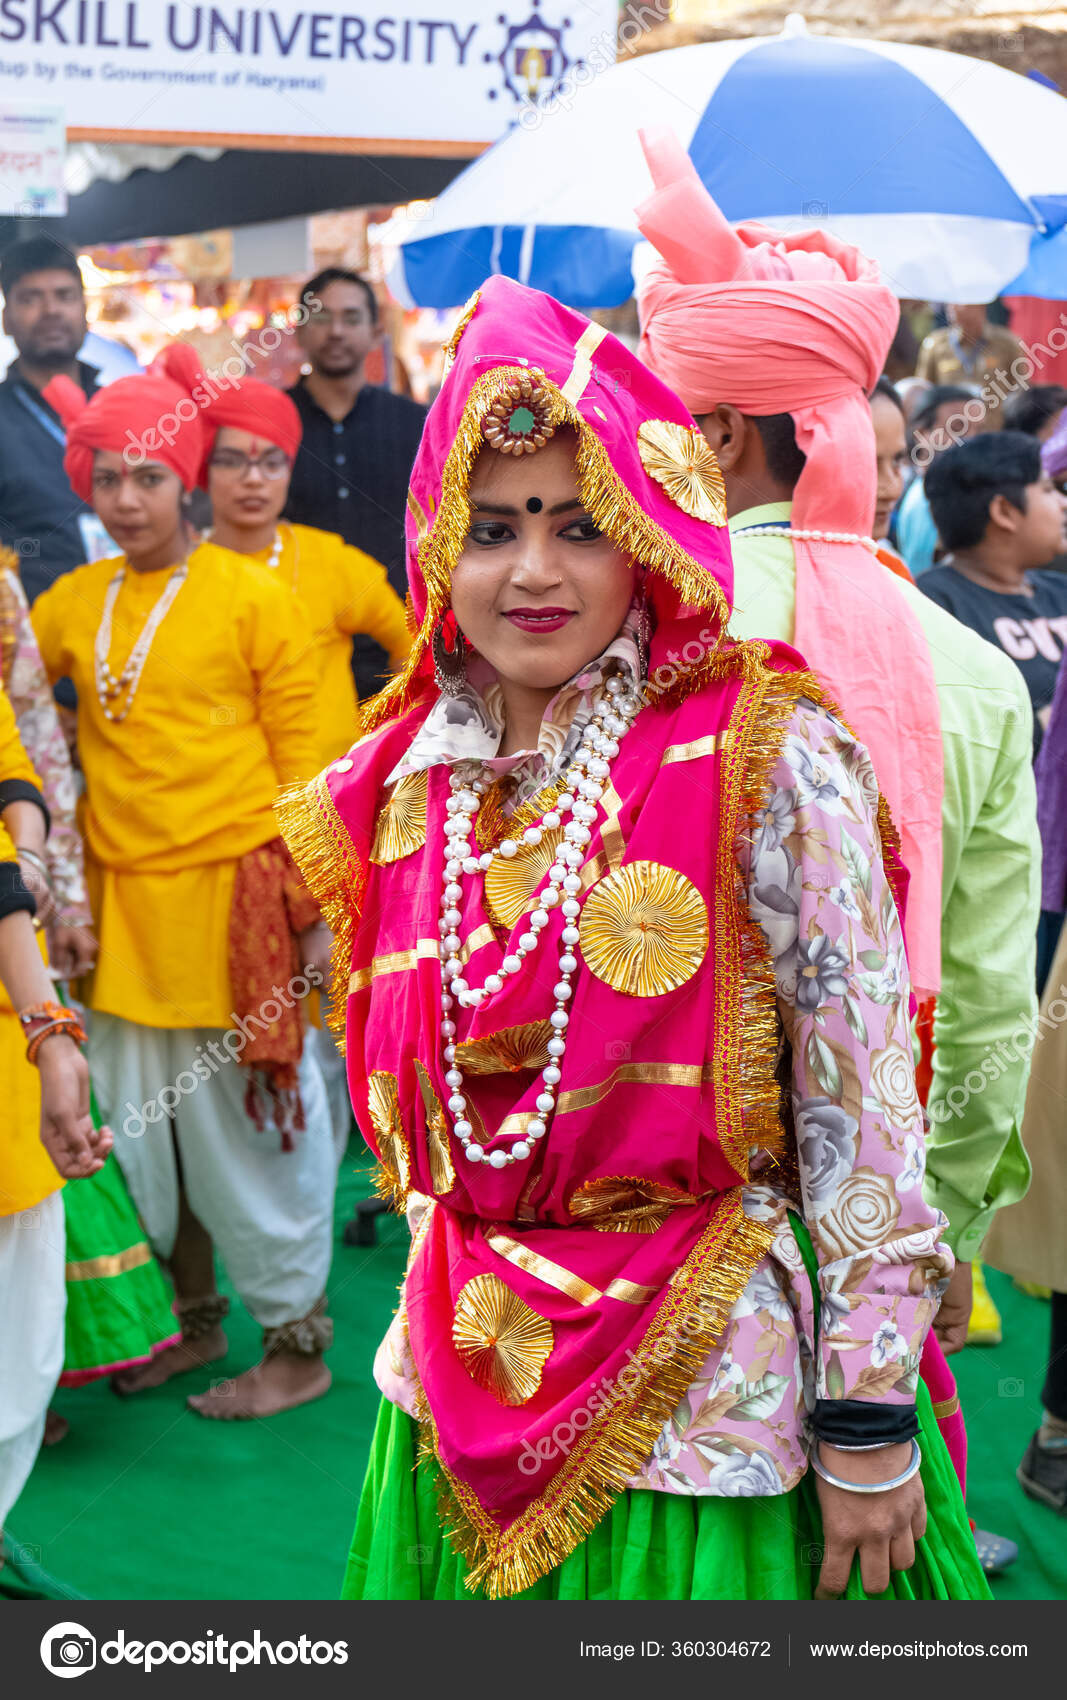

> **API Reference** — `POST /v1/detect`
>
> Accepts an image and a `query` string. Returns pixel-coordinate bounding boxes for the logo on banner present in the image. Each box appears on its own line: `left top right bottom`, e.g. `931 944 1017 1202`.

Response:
40 1624 97 1678
490 0 575 105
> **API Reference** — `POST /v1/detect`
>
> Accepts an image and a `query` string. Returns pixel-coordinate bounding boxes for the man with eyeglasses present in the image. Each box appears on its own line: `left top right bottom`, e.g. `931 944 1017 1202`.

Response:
284 269 425 701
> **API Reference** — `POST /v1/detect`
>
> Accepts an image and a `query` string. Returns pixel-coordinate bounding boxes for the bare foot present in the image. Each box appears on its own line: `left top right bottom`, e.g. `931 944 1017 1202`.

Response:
187 1352 331 1420
111 1327 227 1394
43 1409 69 1446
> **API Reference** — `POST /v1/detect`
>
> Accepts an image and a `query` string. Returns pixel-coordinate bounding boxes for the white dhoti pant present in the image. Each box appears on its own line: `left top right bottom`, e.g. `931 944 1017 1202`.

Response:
308 1021 352 1167
0 1190 66 1528
90 1016 335 1332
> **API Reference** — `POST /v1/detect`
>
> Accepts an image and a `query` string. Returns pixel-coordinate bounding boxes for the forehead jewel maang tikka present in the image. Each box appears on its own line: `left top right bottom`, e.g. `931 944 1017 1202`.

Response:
481 371 556 456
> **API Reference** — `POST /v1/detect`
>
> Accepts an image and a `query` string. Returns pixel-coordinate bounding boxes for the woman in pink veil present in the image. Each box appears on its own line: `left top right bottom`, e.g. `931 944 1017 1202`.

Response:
281 276 986 1602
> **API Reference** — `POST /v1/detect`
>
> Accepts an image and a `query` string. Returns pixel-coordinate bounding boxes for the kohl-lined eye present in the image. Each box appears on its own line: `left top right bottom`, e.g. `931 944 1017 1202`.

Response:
561 515 603 541
468 520 515 546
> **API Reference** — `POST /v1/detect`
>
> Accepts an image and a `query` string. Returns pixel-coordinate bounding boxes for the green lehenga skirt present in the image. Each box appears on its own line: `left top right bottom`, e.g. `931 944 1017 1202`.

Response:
342 1217 991 1602
60 1148 179 1387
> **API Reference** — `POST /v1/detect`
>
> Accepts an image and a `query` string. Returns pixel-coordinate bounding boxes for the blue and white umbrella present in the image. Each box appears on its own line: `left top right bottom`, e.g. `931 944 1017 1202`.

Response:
388 17 1067 309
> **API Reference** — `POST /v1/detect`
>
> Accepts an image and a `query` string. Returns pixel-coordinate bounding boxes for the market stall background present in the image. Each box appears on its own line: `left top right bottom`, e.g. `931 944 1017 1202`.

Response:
4 3 1067 397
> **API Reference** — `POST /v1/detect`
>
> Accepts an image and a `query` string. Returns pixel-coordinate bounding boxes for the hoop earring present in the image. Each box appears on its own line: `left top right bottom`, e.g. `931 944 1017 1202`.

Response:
634 574 651 682
432 612 468 697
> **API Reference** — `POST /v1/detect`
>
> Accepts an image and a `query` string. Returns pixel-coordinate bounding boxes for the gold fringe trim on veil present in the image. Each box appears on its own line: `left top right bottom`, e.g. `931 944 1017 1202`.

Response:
278 625 908 1598
410 645 848 1600
275 769 367 1050
417 1198 774 1600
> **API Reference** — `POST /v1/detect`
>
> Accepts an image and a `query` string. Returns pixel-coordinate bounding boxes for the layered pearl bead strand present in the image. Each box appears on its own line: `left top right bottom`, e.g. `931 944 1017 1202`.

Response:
438 675 643 1169
732 525 880 551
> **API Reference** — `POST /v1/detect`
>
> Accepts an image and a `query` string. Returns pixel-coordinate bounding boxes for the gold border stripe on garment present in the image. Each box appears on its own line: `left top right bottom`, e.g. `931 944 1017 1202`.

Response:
931 1395 961 1420
579 784 627 893
557 1061 715 1116
604 1276 659 1305
349 927 500 994
461 923 498 960
598 782 626 871
661 732 733 766
560 323 609 405
486 1226 656 1306
406 489 430 540
493 1111 542 1141
65 1242 153 1282
349 940 437 993
487 1226 602 1306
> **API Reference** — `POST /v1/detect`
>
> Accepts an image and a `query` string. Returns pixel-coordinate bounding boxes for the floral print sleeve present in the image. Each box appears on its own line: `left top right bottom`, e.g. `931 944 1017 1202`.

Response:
746 698 952 1411
1 565 91 924
370 694 952 1497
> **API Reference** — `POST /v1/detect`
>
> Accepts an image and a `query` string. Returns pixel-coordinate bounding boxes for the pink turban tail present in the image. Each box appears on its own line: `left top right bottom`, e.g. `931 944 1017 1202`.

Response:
636 132 943 995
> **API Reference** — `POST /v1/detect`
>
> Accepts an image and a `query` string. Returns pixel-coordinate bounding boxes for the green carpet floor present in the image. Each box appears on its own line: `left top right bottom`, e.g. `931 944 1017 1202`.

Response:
5 1172 1064 1601
5 1148 408 1602
952 1263 1066 1601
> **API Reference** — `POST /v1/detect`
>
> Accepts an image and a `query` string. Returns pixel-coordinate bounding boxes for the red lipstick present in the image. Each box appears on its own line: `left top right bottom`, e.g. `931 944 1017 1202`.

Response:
504 607 575 633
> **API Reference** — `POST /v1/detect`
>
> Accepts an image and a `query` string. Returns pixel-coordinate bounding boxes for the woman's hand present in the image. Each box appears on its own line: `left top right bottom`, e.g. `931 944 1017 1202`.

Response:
933 1260 972 1356
37 1031 113 1179
814 1440 926 1598
47 920 98 980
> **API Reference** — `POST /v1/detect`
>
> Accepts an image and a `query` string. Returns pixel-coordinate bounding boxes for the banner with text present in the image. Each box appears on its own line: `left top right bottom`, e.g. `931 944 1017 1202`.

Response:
0 1 619 153
0 101 64 212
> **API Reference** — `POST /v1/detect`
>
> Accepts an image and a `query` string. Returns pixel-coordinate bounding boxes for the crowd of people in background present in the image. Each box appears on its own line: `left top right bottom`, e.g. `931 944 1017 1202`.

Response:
1 200 1067 1602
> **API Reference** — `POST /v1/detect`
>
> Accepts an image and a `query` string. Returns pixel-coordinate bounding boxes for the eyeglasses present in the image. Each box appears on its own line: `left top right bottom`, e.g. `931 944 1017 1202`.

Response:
209 450 291 480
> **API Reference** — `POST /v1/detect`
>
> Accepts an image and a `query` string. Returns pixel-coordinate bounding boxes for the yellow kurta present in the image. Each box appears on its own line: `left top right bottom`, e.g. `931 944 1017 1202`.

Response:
0 684 62 1215
32 546 319 1029
202 524 410 769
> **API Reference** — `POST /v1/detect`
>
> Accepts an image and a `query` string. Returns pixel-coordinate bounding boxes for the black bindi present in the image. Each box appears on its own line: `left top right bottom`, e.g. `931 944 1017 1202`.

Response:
525 496 543 514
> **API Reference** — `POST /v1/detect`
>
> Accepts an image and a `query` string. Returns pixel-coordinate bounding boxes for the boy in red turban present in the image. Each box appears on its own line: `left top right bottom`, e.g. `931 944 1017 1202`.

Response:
31 354 338 1422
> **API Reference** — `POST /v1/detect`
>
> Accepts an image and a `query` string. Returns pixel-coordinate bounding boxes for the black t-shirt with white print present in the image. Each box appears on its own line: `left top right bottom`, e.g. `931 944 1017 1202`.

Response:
919 564 1067 754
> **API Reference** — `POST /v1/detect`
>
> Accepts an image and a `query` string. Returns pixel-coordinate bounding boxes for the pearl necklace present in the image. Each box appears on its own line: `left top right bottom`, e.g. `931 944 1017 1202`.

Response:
94 558 189 723
203 527 284 570
439 675 642 1169
732 524 880 551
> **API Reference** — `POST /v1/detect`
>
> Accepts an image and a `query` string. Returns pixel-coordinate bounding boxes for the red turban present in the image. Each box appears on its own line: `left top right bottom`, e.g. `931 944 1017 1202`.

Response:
635 131 943 996
44 359 209 503
153 342 302 483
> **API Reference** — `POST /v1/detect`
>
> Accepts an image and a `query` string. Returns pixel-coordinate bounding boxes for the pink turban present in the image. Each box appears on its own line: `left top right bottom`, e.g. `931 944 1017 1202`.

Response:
636 131 943 995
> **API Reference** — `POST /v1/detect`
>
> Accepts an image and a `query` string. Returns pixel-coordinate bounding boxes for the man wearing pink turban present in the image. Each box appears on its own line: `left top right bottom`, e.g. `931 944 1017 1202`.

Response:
636 132 1041 1572
636 129 943 999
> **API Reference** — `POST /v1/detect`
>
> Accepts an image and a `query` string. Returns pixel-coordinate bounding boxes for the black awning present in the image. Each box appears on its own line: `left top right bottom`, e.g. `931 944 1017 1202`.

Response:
15 147 469 249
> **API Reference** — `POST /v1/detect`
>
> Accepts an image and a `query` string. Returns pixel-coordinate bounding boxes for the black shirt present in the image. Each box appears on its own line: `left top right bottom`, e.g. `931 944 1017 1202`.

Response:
0 360 99 606
284 377 426 699
919 562 1067 753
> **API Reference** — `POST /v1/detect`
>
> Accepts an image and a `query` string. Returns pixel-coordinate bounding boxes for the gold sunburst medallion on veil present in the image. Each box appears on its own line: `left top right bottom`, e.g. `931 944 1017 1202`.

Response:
579 861 709 997
452 1274 554 1406
637 420 727 525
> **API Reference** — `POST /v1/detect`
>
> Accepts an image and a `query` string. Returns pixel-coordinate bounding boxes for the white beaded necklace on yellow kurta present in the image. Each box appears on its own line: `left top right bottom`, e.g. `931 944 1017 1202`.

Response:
93 558 190 723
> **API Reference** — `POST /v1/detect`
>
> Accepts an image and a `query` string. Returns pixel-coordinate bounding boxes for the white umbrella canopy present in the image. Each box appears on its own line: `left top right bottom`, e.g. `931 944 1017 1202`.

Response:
388 17 1067 307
